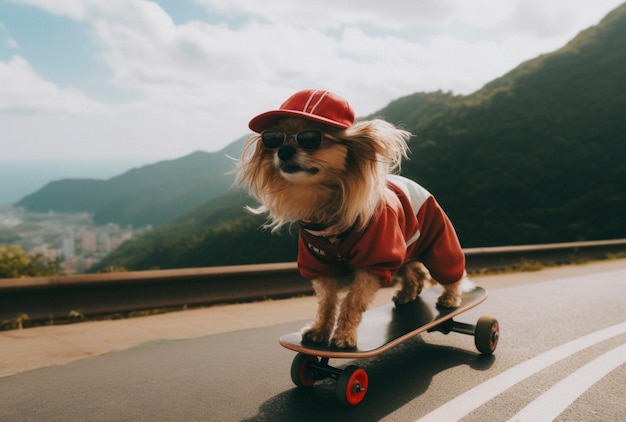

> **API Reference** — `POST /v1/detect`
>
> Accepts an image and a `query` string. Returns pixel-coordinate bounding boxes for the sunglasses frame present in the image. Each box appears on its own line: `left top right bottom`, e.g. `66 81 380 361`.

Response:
261 130 325 150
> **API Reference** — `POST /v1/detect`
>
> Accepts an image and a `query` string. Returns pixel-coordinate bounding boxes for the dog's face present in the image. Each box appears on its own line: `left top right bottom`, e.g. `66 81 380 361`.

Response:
239 116 409 231
261 117 349 186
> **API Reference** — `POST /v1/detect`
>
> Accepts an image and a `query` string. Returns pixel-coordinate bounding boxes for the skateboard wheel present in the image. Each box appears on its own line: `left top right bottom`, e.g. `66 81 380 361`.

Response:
290 353 319 387
336 365 368 406
475 316 499 354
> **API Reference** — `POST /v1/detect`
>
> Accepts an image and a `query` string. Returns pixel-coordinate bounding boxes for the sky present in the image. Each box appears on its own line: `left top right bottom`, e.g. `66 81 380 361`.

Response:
1 0 624 163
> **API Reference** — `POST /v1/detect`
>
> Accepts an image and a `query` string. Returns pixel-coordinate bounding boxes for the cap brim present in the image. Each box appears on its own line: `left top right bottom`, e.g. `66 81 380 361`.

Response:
248 110 351 133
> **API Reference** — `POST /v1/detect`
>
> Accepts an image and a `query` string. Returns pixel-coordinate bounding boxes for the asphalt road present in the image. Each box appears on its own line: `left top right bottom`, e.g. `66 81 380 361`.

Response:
1 264 625 421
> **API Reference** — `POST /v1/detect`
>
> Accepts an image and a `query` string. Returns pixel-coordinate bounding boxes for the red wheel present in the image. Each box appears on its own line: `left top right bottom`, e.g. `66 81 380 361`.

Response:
475 316 499 354
290 353 318 387
336 365 368 406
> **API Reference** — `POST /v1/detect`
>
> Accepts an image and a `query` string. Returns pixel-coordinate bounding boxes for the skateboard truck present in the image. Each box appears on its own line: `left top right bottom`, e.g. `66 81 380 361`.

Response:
428 315 500 354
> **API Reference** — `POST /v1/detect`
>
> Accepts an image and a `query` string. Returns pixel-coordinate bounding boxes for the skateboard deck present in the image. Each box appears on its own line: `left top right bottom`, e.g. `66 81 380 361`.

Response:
280 285 488 359
280 285 498 406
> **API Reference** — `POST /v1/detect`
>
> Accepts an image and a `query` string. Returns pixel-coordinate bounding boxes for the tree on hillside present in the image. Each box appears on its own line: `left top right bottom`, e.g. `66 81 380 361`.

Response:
0 246 61 278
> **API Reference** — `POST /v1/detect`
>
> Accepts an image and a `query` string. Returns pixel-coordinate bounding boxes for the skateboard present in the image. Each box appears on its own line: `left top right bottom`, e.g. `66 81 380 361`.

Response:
279 285 499 406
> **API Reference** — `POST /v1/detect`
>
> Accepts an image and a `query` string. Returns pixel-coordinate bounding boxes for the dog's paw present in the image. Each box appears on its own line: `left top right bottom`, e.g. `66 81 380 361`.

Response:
436 292 461 308
301 326 331 344
330 330 358 349
392 289 417 305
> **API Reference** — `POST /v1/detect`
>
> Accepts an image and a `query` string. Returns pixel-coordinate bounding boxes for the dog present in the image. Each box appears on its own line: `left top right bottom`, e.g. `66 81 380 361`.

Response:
237 89 472 348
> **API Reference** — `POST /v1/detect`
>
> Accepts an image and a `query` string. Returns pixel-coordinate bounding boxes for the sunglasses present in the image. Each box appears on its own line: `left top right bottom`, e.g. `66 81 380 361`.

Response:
261 130 325 150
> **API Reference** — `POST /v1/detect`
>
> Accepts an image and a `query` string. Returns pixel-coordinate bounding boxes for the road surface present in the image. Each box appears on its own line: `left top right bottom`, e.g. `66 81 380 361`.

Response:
1 260 625 421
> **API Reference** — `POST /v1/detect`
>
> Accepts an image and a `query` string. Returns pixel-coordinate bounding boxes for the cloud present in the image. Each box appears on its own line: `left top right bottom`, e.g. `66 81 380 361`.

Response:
70 1 500 120
194 0 472 29
1 0 623 160
0 55 109 114
190 0 579 35
7 1 619 112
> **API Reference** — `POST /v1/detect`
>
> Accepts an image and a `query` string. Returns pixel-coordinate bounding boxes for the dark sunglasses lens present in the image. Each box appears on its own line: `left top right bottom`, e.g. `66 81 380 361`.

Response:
261 131 285 148
296 131 323 149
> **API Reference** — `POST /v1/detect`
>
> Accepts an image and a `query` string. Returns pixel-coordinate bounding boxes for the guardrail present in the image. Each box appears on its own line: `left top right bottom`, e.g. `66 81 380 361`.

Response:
1 238 625 325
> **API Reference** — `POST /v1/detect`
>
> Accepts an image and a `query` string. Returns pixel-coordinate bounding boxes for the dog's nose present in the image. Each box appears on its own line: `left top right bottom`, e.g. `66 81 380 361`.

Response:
278 145 296 161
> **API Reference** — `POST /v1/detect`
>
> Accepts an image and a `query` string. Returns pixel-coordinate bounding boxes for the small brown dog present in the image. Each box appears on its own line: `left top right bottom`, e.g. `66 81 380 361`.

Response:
238 89 472 348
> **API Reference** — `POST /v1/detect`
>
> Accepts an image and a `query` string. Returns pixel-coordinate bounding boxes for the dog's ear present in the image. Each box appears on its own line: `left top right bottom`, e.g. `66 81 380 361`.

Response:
325 120 411 232
344 119 410 174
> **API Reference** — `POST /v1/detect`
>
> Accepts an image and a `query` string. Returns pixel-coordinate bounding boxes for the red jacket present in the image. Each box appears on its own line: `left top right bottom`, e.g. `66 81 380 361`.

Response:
297 175 465 285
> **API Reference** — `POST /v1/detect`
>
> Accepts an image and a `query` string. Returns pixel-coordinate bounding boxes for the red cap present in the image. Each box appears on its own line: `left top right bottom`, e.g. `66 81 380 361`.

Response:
248 89 355 133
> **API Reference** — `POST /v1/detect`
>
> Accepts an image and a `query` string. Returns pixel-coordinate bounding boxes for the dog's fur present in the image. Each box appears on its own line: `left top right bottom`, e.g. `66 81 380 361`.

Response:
237 116 468 348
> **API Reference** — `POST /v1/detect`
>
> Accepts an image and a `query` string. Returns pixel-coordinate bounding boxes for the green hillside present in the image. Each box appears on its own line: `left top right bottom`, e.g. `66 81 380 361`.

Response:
94 3 626 270
392 3 626 246
90 190 299 271
18 138 246 227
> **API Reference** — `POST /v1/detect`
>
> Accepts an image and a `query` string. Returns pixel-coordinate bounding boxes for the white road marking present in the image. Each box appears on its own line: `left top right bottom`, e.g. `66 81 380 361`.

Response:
509 342 626 422
416 321 626 422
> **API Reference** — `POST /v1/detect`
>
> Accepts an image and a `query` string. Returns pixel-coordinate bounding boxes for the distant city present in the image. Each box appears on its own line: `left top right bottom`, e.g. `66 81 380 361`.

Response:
0 205 148 274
